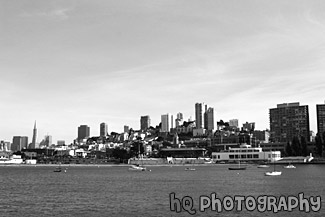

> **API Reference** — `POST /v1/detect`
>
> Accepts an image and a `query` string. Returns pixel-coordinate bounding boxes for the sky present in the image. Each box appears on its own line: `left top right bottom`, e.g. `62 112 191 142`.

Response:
1 0 325 144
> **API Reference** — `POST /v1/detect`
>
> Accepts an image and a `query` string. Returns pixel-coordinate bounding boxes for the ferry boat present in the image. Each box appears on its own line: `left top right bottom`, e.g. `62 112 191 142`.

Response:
211 144 281 163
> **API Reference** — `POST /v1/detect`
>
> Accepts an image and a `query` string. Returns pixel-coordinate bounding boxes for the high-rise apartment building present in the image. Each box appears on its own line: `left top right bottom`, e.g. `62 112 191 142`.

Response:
161 113 171 132
316 103 325 134
11 136 28 152
78 125 90 142
140 115 151 131
175 112 183 128
195 103 206 129
204 107 215 131
100 122 108 137
269 102 310 142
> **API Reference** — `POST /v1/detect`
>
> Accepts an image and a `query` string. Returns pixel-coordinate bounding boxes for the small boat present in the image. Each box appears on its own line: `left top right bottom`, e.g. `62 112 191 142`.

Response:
265 171 282 176
54 166 62 172
265 160 281 176
129 164 146 171
284 164 296 169
228 167 246 170
185 167 196 171
257 164 270 168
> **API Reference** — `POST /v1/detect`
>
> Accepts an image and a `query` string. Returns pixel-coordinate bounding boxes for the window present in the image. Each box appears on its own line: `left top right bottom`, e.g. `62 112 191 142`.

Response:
253 154 259 158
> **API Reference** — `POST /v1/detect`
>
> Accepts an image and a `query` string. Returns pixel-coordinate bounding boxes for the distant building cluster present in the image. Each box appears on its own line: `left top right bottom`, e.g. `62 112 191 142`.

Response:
1 101 325 161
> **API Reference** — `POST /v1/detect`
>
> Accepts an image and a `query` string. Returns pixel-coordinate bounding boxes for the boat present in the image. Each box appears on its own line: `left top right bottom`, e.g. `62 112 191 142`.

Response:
257 164 270 168
212 144 282 163
265 158 281 176
265 171 282 176
53 166 62 172
129 164 146 171
185 167 196 171
284 164 296 169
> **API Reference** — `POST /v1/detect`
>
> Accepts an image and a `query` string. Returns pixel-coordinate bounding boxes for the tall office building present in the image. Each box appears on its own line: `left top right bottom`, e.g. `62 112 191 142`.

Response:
44 135 52 147
161 113 171 132
204 107 215 131
12 136 28 152
195 103 206 129
140 115 151 131
269 102 310 142
316 103 325 134
30 121 37 149
78 125 90 142
124 125 130 133
100 122 108 137
175 112 183 128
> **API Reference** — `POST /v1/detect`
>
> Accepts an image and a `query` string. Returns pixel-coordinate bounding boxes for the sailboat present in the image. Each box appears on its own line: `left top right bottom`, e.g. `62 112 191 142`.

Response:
129 143 147 171
284 162 296 169
257 152 270 168
265 158 281 176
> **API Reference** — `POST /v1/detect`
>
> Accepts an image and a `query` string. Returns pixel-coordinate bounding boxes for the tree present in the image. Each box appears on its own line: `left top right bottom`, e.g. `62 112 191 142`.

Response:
291 136 301 156
315 133 323 157
285 142 293 156
300 136 308 156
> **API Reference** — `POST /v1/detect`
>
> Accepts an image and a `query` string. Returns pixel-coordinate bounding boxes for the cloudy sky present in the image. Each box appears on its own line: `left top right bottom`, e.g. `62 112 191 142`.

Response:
1 0 325 144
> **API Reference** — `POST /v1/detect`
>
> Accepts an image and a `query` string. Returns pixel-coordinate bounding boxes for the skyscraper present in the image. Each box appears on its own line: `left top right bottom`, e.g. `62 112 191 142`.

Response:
316 103 325 134
31 121 37 149
161 113 171 132
140 115 151 131
269 102 310 142
12 136 28 152
195 103 205 129
100 122 108 137
204 107 215 131
78 125 90 142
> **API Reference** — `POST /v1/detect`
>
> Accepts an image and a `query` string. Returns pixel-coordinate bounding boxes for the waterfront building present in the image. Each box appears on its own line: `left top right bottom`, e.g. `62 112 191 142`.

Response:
211 144 281 162
269 102 310 142
100 122 108 137
140 115 151 131
316 103 325 134
11 136 28 152
78 125 90 142
161 113 172 132
31 121 37 149
195 103 205 129
204 107 215 131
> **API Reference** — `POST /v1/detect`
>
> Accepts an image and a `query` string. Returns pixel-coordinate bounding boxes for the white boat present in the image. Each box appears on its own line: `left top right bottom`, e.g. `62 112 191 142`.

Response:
212 144 282 163
185 167 196 171
265 160 281 176
265 171 282 176
257 164 270 168
284 164 296 169
129 164 146 171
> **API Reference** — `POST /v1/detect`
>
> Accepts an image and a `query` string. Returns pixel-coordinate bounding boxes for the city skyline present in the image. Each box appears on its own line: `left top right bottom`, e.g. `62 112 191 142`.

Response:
1 0 325 143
